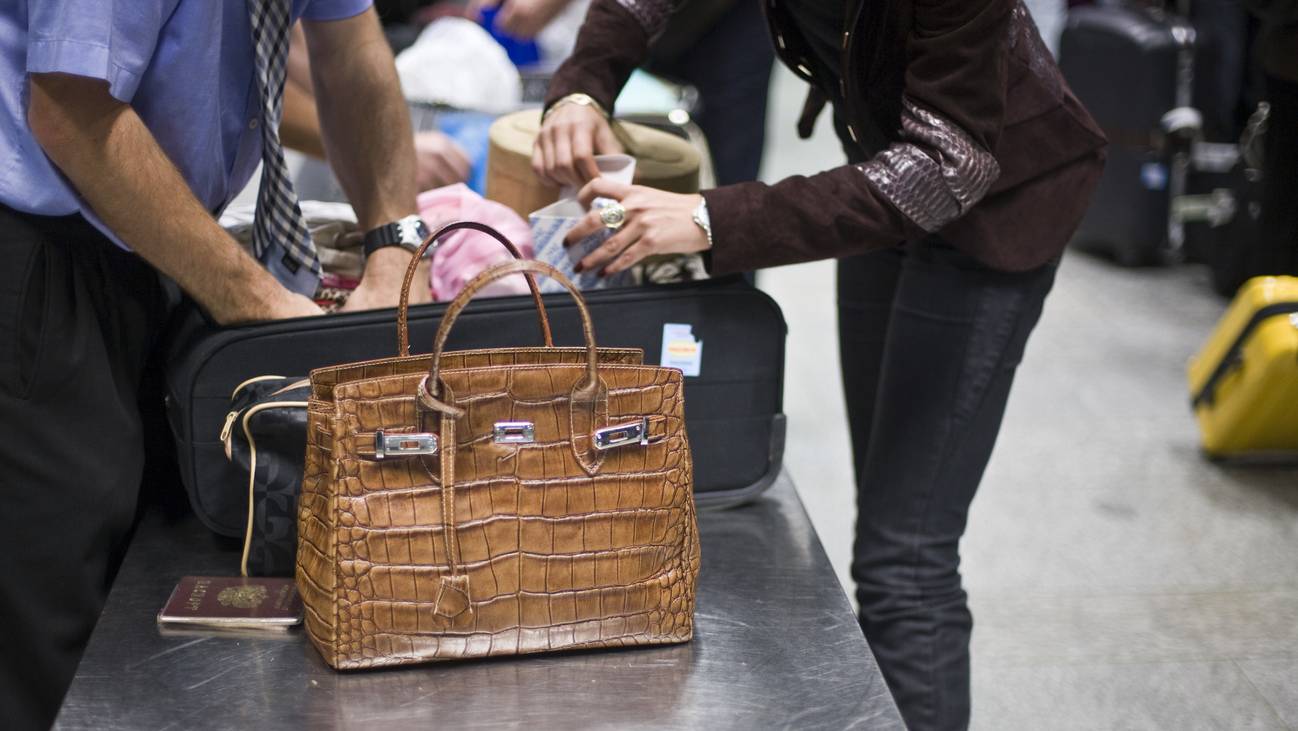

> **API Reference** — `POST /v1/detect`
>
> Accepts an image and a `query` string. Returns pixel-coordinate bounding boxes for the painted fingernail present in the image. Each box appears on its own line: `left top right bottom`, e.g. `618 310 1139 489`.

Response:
573 262 584 273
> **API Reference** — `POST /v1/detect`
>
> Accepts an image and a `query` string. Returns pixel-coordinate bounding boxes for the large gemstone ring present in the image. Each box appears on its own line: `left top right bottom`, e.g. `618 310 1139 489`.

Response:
599 202 627 231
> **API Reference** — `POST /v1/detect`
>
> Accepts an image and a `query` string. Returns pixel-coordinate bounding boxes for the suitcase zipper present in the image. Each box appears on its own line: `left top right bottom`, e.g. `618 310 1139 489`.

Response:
220 410 239 456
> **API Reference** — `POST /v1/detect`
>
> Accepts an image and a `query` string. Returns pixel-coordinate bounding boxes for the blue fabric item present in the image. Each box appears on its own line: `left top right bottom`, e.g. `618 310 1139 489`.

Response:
0 0 370 291
477 6 540 68
434 110 495 195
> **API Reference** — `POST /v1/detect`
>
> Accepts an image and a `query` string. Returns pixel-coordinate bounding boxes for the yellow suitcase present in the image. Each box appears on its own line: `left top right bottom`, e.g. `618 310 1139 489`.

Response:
1188 276 1298 456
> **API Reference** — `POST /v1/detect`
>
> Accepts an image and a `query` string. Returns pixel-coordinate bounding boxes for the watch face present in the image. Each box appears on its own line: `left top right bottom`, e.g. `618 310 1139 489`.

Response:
396 216 427 247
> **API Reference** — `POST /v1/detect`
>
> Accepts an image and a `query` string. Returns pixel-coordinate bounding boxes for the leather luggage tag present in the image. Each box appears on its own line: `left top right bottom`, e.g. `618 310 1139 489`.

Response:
157 576 302 631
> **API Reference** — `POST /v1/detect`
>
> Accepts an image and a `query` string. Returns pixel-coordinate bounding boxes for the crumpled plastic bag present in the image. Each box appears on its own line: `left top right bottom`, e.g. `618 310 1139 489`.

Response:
419 183 535 301
395 18 521 114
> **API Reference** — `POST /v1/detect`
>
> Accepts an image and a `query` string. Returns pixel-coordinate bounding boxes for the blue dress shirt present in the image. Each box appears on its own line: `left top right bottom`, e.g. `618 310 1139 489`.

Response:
0 0 371 294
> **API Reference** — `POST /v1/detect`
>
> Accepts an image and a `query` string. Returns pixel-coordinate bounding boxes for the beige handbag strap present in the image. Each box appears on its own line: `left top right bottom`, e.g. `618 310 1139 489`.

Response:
396 221 555 355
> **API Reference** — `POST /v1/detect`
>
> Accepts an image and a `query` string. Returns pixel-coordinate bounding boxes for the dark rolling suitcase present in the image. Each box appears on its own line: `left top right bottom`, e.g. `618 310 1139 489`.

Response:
164 275 787 538
1059 2 1197 265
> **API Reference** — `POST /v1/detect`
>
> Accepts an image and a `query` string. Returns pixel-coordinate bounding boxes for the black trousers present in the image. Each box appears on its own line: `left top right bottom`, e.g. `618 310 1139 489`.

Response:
0 206 175 730
838 238 1057 731
647 0 774 186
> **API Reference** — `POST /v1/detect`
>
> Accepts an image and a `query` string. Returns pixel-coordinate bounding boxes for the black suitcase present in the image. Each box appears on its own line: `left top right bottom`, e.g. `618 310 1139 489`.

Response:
164 275 787 537
1059 2 1197 265
1204 102 1270 297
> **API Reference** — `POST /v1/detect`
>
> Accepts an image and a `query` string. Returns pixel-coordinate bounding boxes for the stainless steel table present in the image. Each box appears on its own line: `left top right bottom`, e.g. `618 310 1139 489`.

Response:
56 473 902 730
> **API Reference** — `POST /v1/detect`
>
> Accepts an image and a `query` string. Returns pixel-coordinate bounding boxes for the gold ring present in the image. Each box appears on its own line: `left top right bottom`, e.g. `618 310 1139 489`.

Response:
599 203 626 231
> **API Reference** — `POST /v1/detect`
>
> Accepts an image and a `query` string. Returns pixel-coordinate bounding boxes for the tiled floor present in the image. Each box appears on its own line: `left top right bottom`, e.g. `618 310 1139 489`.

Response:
756 67 1298 729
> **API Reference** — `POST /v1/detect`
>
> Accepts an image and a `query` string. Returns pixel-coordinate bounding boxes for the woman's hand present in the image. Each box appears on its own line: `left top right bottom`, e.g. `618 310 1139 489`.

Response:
533 103 623 189
563 179 710 276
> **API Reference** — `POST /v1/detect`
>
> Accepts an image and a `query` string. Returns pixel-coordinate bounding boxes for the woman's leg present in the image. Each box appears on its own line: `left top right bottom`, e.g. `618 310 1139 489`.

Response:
846 238 1057 731
838 246 906 521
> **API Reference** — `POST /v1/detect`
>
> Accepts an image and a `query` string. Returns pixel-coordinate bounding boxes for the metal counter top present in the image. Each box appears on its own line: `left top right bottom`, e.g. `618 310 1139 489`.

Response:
56 473 902 730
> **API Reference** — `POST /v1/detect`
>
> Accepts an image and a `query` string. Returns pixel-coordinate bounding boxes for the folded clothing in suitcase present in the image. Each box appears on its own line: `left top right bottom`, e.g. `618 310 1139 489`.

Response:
1188 276 1298 457
165 275 786 539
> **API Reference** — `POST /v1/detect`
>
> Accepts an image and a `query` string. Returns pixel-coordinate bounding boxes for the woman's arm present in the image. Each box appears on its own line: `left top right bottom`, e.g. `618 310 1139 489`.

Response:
562 0 1018 276
534 0 676 187
701 0 1015 274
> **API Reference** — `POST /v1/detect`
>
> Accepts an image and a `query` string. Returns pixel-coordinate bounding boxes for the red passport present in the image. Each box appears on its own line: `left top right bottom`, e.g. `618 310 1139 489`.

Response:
157 576 302 630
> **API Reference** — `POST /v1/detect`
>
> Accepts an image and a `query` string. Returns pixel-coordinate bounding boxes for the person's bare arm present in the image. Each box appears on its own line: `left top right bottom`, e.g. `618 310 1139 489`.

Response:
303 9 430 311
281 79 327 159
289 18 468 188
26 72 321 325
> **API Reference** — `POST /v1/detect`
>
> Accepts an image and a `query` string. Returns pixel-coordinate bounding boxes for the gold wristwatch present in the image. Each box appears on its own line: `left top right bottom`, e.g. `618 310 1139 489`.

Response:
543 92 609 123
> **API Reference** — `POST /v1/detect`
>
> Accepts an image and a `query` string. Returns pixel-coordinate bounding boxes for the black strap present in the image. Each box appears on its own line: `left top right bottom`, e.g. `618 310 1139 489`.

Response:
1191 301 1298 409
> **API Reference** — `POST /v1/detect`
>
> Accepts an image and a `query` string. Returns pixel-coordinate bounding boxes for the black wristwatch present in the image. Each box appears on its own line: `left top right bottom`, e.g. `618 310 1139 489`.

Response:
362 215 431 259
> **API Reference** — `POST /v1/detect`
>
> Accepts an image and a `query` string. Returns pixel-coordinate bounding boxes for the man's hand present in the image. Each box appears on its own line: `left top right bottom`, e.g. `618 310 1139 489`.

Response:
414 131 472 191
339 247 432 313
246 289 324 324
471 0 573 39
533 102 623 189
563 180 709 276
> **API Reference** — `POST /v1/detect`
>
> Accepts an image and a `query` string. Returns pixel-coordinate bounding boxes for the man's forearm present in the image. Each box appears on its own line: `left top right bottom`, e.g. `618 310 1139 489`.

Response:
303 9 418 231
282 79 326 159
27 73 300 325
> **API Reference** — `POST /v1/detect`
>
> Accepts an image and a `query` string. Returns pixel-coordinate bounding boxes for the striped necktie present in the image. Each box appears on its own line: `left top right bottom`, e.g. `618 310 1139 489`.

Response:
247 0 319 290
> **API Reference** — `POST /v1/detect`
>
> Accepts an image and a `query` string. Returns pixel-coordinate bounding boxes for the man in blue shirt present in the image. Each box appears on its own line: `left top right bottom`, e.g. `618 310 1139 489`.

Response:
0 2 437 726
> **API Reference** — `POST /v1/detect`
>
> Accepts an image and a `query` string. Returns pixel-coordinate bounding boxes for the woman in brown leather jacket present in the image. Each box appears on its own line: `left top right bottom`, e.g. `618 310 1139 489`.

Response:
535 1 1105 728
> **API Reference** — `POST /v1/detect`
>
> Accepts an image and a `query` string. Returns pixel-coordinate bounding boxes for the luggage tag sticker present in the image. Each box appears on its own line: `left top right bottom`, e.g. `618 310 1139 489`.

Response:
660 323 702 377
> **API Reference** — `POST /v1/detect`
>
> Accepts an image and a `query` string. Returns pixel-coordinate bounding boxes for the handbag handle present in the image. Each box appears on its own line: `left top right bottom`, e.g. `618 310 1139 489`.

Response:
396 221 555 356
416 259 599 416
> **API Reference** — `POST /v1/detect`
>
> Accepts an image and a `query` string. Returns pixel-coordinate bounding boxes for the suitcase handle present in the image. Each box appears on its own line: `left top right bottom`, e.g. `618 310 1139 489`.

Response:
417 258 600 419
396 221 555 355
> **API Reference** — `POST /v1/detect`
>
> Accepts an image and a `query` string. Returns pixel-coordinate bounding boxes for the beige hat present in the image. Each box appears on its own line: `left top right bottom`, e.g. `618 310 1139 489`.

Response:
486 109 701 219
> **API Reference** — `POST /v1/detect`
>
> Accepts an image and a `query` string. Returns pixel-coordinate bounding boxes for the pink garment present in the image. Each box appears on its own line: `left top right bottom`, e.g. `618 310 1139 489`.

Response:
417 183 535 301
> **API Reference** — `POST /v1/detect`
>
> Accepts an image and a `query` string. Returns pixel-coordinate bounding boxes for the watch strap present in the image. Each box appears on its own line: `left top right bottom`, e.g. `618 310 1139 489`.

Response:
363 215 430 259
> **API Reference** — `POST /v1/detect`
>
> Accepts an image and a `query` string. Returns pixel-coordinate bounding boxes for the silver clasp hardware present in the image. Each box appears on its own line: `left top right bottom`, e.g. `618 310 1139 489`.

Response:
493 421 536 444
374 430 438 459
593 418 649 451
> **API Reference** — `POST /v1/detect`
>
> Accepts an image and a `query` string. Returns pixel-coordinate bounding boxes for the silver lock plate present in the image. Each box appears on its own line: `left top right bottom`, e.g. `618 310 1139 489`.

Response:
494 421 536 444
374 430 438 459
593 418 649 450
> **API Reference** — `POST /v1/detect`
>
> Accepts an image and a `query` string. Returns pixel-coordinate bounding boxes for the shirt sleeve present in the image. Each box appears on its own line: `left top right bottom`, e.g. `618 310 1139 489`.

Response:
300 0 374 21
25 2 170 103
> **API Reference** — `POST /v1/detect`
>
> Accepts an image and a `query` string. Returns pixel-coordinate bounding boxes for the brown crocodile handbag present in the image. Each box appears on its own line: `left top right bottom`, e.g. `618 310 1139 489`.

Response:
297 226 701 670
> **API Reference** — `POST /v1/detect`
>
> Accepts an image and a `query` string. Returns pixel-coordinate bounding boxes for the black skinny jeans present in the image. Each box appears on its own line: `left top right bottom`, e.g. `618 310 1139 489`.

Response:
838 238 1057 731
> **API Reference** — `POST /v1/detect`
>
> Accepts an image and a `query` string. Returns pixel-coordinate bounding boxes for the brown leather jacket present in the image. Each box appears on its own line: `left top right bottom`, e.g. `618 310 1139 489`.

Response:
547 0 1107 273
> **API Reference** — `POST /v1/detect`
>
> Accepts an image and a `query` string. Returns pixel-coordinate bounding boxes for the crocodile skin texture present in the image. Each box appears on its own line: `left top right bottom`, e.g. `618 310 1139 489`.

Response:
298 350 700 670
860 96 1001 233
1008 0 1062 101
